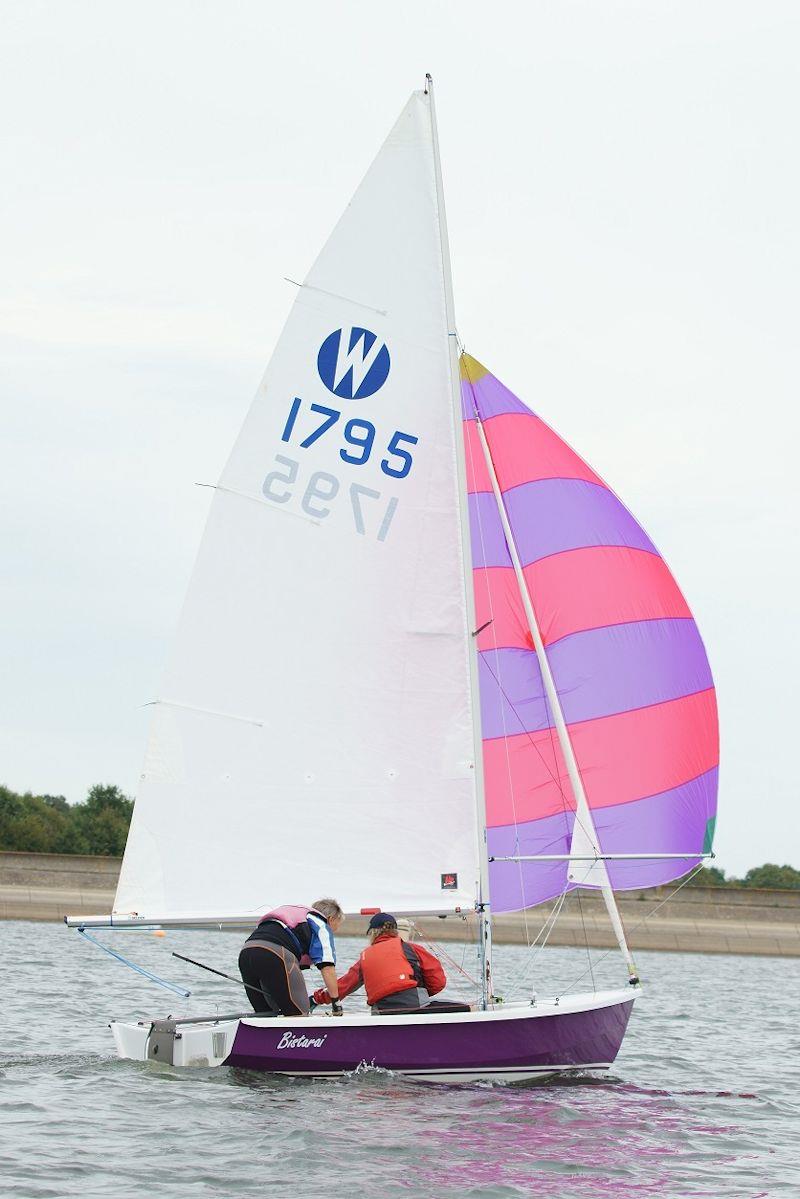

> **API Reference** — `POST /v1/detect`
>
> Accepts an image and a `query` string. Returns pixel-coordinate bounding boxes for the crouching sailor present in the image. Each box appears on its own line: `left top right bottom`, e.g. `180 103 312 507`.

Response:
239 898 344 1016
312 911 464 1014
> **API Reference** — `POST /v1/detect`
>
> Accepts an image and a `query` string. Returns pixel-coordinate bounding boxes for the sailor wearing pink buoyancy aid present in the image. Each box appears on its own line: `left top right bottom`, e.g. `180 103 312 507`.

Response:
238 898 345 1016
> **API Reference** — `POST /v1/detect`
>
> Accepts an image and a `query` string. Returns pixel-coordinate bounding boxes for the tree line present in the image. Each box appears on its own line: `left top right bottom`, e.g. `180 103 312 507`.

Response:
0 783 133 857
692 863 800 890
1 783 799 889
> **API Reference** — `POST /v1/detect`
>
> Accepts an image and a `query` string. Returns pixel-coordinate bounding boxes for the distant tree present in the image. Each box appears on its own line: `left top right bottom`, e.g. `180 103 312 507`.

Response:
50 816 90 856
740 863 800 890
692 865 729 887
10 810 54 854
41 794 69 813
83 783 133 817
0 786 24 845
70 784 132 856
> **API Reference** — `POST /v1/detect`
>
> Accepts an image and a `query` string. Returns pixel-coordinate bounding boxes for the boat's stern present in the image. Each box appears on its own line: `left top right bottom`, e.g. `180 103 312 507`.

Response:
111 1017 240 1067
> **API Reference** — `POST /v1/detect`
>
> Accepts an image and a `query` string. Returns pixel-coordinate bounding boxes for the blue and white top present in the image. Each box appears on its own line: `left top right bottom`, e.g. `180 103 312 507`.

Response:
306 912 336 967
246 905 337 969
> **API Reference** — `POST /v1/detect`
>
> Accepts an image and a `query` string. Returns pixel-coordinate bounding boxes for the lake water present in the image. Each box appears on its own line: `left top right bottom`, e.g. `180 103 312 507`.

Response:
1 919 798 1197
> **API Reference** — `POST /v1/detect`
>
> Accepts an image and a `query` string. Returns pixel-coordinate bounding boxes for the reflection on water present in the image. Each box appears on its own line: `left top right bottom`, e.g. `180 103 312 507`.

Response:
1 920 798 1198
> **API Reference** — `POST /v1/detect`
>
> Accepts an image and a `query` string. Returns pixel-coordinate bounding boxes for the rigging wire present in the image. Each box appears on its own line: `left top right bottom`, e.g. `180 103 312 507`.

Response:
457 924 472 978
575 888 596 993
553 862 710 999
502 886 569 1001
474 654 596 866
409 920 481 991
502 855 628 1000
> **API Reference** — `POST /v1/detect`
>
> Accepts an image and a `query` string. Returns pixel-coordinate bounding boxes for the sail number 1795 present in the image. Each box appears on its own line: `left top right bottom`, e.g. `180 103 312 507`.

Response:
281 397 418 478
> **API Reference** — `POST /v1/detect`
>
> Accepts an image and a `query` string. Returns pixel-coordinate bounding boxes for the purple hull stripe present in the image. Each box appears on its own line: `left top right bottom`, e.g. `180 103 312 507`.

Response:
468 481 657 569
478 619 712 740
227 1000 633 1075
487 768 718 912
461 375 533 422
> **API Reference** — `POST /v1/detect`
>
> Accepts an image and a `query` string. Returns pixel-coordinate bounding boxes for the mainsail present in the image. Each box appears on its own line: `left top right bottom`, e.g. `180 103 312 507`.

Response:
114 90 482 920
461 355 719 911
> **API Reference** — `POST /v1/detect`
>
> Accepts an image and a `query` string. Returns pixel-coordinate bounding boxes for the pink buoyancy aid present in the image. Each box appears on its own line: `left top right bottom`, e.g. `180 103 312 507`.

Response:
260 904 313 966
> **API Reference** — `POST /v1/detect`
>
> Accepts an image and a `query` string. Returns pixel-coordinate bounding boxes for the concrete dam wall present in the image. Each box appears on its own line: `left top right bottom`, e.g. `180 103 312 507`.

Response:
2 850 799 957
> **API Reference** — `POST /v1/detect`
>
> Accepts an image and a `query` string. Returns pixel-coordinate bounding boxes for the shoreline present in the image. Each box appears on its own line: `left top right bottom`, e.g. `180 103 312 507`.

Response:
3 850 799 957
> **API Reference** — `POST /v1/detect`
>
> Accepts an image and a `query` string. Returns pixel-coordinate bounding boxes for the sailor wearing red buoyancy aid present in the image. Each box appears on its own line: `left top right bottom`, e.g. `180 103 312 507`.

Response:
238 899 344 1016
313 912 447 1013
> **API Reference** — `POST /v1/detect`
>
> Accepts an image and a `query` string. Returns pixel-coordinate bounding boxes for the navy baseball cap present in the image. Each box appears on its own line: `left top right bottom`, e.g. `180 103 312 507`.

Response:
367 912 397 931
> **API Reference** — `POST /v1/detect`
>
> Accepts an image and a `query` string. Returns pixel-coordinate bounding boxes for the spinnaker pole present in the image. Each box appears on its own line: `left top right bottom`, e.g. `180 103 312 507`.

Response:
426 74 494 1008
465 377 639 983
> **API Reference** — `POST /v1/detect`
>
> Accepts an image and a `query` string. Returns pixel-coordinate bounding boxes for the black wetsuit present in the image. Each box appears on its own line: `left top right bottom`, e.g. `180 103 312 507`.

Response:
238 911 335 1016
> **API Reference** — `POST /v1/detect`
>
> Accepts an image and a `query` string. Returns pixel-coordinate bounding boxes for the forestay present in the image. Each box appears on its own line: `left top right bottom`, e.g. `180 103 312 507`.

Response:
114 90 481 921
461 355 719 911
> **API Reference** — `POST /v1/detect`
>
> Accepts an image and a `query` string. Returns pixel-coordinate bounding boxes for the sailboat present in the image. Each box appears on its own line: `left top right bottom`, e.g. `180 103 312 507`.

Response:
67 78 718 1084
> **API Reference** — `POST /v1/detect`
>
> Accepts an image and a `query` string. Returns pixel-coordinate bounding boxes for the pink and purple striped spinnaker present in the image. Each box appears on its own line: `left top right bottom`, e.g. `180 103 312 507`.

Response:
460 354 719 913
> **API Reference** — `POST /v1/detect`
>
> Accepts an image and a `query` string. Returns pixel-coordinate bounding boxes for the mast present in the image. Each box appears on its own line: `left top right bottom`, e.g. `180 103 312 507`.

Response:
468 399 639 983
426 74 494 1008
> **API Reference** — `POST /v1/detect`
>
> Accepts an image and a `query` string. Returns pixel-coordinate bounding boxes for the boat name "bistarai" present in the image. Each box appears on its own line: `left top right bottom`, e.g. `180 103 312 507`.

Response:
276 1031 328 1050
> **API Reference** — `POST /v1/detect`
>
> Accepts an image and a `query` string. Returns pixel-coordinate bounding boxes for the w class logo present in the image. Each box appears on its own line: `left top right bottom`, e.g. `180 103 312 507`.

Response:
317 327 391 400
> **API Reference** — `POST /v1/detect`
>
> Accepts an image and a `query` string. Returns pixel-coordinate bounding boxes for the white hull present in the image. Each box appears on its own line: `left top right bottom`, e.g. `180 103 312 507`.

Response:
110 987 639 1085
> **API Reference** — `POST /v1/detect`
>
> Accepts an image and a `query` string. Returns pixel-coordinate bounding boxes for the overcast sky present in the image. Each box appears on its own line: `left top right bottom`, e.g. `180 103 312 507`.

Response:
2 2 798 876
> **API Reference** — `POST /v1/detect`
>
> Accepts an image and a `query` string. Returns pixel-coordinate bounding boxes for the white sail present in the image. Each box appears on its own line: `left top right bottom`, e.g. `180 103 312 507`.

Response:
114 90 480 921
